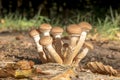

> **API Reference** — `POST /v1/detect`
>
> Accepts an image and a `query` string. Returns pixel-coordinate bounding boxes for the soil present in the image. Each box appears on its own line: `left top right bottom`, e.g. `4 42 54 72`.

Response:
0 31 120 80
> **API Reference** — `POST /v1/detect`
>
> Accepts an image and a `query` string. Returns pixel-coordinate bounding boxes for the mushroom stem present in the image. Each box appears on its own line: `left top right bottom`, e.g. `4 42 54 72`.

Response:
69 36 79 48
73 42 93 66
73 47 89 66
43 31 50 36
50 27 64 60
53 38 63 59
33 35 41 52
43 48 55 62
33 35 48 63
29 29 47 63
39 36 63 64
64 31 87 65
45 44 63 64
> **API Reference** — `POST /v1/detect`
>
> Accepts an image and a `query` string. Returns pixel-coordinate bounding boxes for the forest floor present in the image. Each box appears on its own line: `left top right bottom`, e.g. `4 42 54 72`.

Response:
0 31 120 80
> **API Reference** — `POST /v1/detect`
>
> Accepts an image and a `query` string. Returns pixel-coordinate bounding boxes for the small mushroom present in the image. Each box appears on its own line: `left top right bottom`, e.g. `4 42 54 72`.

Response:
29 29 47 63
39 23 52 36
64 24 82 65
50 27 64 59
66 24 81 48
39 36 63 64
73 42 93 66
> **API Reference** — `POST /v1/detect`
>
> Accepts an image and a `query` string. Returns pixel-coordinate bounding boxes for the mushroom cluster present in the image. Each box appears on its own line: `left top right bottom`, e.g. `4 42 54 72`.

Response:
29 22 93 67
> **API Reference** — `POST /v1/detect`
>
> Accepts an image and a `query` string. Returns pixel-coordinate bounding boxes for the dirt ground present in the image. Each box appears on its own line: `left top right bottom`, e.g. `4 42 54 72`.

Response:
0 31 120 80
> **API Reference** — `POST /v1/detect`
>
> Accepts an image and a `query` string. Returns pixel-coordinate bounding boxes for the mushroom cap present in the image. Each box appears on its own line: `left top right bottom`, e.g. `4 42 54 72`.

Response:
29 29 39 37
50 27 63 36
39 36 53 46
84 42 94 49
39 23 52 31
51 27 63 33
78 22 92 31
66 24 82 35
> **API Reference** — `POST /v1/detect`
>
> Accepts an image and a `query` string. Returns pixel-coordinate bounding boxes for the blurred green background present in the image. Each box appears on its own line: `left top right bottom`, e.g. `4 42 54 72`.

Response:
0 0 120 40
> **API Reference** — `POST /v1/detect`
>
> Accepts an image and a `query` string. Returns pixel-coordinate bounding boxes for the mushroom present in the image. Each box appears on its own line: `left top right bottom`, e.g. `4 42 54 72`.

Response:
29 29 47 63
66 24 82 48
72 22 92 61
39 23 52 36
50 27 64 59
39 36 63 64
73 42 93 66
63 24 82 65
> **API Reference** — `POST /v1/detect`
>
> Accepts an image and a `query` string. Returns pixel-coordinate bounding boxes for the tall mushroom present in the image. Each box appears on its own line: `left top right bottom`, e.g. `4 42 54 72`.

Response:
72 22 92 61
39 23 52 36
39 36 63 64
73 42 93 66
50 27 64 59
64 24 82 65
29 29 47 63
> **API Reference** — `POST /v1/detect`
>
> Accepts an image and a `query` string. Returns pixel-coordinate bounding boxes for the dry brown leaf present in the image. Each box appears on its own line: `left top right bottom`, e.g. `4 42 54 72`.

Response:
86 61 118 76
14 69 32 78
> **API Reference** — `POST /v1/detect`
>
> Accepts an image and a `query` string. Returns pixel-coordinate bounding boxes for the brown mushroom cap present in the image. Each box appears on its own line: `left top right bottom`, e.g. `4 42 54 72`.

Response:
66 24 82 35
39 36 53 46
84 42 94 49
50 27 64 36
51 27 63 34
78 22 92 31
39 23 52 31
29 29 39 37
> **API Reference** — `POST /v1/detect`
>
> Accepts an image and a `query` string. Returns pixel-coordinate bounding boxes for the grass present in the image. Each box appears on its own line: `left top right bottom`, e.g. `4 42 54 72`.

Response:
0 13 50 31
0 8 120 40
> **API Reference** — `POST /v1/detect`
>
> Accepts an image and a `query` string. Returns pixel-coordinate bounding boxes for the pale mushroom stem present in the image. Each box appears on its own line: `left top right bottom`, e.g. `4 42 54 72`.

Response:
73 47 89 66
43 48 55 62
64 31 87 65
70 36 79 48
43 31 50 36
33 35 47 63
46 45 63 64
33 35 41 51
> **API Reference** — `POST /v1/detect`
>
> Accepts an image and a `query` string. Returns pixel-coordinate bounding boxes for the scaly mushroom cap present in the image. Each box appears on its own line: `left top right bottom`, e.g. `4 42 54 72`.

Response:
78 22 92 31
84 42 94 49
39 23 52 32
51 27 63 34
29 29 39 37
39 36 53 46
66 24 82 36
